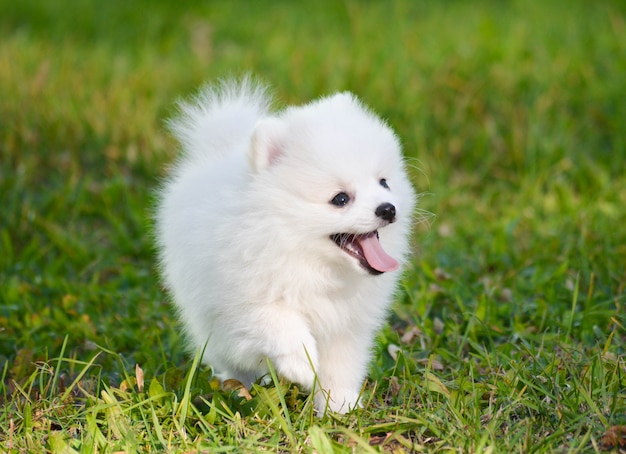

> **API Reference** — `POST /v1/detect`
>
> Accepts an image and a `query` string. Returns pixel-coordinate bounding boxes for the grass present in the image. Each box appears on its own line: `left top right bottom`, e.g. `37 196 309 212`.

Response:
1 0 625 451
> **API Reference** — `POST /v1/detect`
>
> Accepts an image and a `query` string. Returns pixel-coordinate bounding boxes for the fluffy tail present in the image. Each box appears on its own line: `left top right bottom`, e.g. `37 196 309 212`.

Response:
168 76 272 159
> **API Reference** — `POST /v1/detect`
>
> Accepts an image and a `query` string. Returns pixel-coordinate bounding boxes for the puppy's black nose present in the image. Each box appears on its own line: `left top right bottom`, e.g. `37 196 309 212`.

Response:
375 203 396 222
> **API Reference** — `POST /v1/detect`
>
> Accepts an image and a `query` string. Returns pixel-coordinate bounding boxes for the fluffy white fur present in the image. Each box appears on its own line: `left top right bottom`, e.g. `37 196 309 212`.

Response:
155 78 415 414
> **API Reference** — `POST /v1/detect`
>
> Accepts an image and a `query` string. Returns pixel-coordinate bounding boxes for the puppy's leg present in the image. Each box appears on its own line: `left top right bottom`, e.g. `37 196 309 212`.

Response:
315 334 371 414
261 308 319 391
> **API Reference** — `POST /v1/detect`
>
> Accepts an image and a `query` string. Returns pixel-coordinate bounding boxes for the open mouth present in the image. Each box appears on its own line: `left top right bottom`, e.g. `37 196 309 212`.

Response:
330 231 399 275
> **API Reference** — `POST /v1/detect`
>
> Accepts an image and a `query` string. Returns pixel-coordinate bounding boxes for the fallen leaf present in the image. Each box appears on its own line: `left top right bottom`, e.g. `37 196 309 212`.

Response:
601 425 626 448
135 364 144 393
437 223 453 238
434 267 451 280
388 344 401 361
433 317 444 334
416 356 444 371
400 326 422 344
499 287 513 302
222 379 252 401
369 432 393 446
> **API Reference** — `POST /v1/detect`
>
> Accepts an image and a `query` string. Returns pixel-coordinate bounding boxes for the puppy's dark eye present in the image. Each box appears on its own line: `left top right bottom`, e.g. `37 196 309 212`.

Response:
379 178 389 189
330 192 350 207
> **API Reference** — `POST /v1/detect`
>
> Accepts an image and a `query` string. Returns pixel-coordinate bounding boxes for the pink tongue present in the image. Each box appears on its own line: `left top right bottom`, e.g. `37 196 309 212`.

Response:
357 234 399 273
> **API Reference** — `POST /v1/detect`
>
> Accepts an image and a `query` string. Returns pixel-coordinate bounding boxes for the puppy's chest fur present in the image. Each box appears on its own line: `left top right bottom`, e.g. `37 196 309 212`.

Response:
262 271 390 337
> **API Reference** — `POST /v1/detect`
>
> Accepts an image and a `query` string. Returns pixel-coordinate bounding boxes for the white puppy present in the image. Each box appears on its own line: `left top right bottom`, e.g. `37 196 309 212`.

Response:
155 78 415 414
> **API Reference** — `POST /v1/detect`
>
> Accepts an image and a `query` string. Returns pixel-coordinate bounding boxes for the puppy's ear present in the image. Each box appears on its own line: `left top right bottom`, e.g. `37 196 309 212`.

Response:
249 117 287 173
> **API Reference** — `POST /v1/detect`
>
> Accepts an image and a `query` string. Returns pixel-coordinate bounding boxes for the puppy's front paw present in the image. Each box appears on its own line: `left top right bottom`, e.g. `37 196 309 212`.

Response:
314 388 361 415
273 341 318 390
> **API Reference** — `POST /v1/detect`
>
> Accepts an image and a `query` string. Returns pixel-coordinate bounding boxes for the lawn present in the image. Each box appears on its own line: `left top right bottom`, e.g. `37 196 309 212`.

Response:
1 0 625 452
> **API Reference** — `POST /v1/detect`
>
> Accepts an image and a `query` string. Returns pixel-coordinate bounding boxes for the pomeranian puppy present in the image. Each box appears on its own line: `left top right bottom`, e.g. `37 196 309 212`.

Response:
155 78 415 414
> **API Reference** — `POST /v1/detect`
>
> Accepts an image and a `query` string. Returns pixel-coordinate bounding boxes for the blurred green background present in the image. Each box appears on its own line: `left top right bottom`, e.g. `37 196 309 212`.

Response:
1 1 625 450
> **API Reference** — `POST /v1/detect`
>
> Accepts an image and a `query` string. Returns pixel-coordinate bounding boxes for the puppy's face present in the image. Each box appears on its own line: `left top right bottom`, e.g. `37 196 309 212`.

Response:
249 93 415 275
326 178 400 275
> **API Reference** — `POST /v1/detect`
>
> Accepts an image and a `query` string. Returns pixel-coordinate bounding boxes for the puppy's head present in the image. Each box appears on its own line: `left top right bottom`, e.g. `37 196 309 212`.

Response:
248 93 415 275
